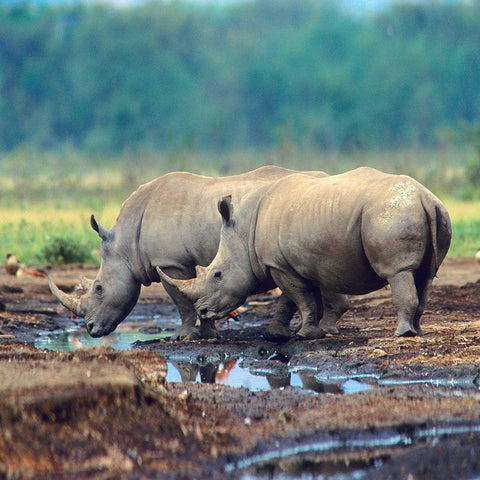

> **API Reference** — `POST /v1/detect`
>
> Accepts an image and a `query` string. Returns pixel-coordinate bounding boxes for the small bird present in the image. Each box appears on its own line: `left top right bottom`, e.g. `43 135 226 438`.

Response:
16 265 46 278
475 248 480 266
5 253 19 282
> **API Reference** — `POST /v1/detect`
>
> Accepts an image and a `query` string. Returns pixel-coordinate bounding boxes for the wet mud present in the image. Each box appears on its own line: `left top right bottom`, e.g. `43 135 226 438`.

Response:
1 258 480 478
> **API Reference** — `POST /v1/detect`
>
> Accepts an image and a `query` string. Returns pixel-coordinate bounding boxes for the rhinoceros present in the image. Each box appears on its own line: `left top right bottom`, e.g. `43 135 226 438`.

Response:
157 167 451 339
48 166 327 340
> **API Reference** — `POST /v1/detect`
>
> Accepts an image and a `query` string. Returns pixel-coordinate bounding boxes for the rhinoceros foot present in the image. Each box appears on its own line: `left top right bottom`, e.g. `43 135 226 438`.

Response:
295 325 326 340
263 323 292 343
321 325 340 335
394 324 419 337
415 326 425 336
172 320 219 341
263 330 292 343
171 325 201 341
198 319 220 340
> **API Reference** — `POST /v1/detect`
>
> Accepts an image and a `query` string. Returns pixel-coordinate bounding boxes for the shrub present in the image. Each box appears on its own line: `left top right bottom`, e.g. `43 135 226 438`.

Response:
36 235 96 265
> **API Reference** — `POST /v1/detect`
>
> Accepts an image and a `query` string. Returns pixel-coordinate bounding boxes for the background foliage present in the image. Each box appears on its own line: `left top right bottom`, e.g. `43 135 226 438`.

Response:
0 0 479 153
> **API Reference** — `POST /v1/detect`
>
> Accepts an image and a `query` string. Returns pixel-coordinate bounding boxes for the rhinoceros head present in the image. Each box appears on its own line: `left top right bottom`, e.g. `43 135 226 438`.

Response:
48 215 141 337
157 195 255 321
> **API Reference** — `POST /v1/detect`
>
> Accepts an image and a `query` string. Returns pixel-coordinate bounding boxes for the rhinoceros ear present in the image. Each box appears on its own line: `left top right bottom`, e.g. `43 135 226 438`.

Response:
218 195 233 225
90 214 113 242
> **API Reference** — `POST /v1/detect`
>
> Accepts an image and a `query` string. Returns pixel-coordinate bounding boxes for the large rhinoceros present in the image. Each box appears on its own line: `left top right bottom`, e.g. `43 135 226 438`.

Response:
48 166 327 340
157 167 451 339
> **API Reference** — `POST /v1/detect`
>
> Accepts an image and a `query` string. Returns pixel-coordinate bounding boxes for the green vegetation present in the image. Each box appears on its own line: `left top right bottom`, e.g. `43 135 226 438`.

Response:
0 1 479 152
450 218 480 258
0 148 478 265
0 219 99 266
36 234 97 265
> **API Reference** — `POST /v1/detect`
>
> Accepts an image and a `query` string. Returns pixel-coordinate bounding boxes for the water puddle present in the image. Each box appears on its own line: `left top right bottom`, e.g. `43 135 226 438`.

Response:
34 317 478 395
166 358 373 394
34 322 373 394
227 422 480 475
34 312 180 350
35 326 167 351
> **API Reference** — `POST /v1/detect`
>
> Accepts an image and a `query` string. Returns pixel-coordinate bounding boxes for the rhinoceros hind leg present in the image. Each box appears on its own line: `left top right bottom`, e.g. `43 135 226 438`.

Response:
295 324 326 340
411 276 433 337
389 270 419 337
319 291 350 335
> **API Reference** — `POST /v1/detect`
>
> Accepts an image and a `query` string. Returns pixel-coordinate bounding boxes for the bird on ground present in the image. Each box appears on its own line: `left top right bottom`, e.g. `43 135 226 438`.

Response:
5 253 47 284
16 265 47 278
475 248 480 266
5 253 19 281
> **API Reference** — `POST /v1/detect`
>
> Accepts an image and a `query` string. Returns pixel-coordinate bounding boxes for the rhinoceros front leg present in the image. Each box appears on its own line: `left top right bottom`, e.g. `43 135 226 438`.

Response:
198 318 219 339
388 270 420 337
161 281 218 341
270 269 326 340
264 293 298 342
319 290 350 335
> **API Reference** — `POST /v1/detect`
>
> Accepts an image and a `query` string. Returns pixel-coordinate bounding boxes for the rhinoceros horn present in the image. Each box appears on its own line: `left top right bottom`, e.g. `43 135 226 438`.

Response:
156 266 199 300
80 276 94 291
47 274 85 317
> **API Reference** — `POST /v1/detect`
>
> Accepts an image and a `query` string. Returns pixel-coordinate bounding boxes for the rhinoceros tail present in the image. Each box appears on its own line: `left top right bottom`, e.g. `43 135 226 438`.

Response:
422 194 452 274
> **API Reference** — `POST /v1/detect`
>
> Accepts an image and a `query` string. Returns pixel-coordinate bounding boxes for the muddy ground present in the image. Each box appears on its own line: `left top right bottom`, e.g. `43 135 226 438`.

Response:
1 258 480 478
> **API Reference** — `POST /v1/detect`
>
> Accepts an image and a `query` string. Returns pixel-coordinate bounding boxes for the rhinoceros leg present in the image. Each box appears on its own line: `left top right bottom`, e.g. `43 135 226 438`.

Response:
264 293 298 342
198 318 219 339
161 281 218 341
412 276 433 336
388 270 419 337
319 291 350 335
270 269 326 340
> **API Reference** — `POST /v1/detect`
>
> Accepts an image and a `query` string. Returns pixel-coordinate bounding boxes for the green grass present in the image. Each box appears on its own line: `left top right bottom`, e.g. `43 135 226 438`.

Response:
0 219 100 266
0 147 478 265
450 219 480 258
444 200 480 258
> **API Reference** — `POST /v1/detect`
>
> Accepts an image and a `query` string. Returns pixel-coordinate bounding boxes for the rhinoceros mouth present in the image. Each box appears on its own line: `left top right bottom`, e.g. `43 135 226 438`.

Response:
197 303 236 322
85 320 114 338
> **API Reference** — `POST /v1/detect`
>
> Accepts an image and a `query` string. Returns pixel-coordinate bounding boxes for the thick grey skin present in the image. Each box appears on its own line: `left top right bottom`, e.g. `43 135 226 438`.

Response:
159 167 451 340
49 166 327 340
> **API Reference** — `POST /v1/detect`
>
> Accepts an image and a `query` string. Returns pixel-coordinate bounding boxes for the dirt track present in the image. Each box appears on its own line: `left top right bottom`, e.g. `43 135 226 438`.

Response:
1 257 480 478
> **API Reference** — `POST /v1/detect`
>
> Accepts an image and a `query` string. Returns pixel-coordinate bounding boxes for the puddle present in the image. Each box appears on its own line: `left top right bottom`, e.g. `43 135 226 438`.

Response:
227 422 480 475
34 323 171 351
34 322 373 394
34 316 476 396
166 358 373 394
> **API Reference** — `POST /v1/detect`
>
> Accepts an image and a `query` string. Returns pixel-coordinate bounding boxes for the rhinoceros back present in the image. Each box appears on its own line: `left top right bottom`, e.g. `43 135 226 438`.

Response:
112 167 327 284
252 168 450 295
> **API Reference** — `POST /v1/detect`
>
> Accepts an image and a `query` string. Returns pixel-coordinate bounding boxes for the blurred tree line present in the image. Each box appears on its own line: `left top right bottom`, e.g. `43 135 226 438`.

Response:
1 0 479 153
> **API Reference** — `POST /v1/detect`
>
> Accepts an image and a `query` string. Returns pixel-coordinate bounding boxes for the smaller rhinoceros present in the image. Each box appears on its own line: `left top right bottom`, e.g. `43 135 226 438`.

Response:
48 166 327 341
158 167 451 339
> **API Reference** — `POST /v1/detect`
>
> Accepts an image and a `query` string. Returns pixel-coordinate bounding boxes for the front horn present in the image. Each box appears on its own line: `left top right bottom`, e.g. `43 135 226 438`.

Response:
47 274 85 317
156 267 197 300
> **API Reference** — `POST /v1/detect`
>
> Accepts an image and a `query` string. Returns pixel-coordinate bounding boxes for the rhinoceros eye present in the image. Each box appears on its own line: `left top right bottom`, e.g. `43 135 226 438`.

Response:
213 271 222 280
95 284 103 294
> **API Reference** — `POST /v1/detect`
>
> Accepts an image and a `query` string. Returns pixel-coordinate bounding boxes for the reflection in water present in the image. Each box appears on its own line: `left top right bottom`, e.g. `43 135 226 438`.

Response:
35 327 373 394
35 327 165 351
166 360 373 394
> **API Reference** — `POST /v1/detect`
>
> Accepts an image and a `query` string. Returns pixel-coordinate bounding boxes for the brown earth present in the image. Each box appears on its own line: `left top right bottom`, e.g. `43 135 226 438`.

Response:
0 257 480 479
